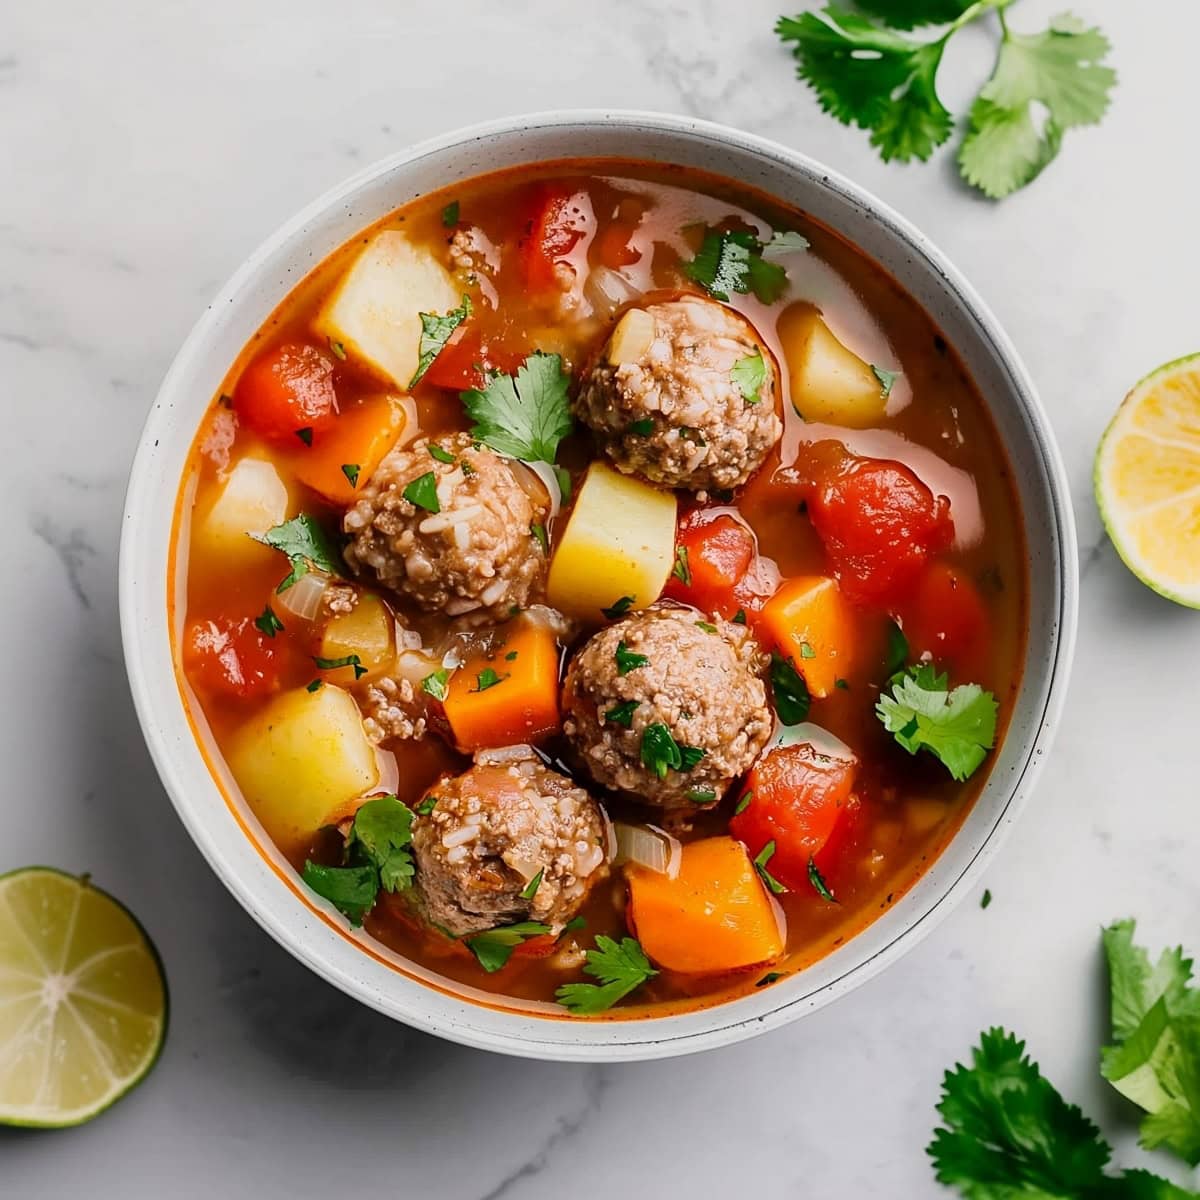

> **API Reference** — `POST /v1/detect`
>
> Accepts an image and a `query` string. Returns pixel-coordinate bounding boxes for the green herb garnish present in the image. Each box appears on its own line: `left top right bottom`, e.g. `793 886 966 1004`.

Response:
735 790 753 815
615 641 649 676
602 595 635 620
770 652 811 725
409 294 472 388
472 667 507 692
341 463 361 488
753 841 787 895
465 921 552 973
530 522 548 551
627 418 654 436
442 200 460 227
254 606 284 638
421 669 450 701
807 855 837 903
253 514 341 592
686 788 717 805
462 351 573 464
604 700 640 728
403 471 441 513
519 870 544 902
295 426 313 446
872 364 900 398
427 443 457 464
672 545 692 587
555 936 658 1015
313 653 367 681
731 349 766 404
684 228 787 303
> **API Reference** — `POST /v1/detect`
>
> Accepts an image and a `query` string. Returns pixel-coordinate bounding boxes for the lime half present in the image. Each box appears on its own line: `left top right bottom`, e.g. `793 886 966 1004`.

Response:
1095 352 1200 608
0 868 167 1127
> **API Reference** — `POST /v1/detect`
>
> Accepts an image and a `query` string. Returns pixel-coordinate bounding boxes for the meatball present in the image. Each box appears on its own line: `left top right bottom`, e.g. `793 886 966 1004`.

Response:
562 605 772 808
410 751 609 937
343 433 549 622
575 297 782 492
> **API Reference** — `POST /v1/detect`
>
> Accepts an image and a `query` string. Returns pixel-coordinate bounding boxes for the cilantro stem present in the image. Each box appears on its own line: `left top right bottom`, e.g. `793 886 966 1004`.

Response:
942 0 1016 44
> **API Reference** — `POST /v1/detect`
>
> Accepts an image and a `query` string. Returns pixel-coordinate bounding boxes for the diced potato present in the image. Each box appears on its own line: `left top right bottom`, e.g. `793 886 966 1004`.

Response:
227 684 379 849
319 593 396 685
607 308 656 365
778 303 887 428
314 231 461 389
194 457 290 565
547 462 677 620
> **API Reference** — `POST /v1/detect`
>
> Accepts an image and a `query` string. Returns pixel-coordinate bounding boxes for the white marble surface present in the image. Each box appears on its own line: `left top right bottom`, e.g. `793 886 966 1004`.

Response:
4 1 1198 1194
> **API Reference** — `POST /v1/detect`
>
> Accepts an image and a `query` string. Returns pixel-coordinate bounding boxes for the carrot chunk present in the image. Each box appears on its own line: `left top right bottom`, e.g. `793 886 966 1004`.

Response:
444 624 562 751
758 575 858 698
626 837 784 974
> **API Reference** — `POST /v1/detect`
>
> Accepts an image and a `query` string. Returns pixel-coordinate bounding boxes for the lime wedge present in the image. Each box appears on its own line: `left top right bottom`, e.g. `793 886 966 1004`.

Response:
0 868 167 1127
1095 352 1200 608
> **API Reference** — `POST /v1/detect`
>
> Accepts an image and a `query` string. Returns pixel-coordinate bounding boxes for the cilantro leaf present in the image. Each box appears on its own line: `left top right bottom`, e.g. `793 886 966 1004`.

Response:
465 921 552 974
254 605 284 638
349 795 415 892
753 841 787 895
762 230 811 258
872 364 900 398
1103 919 1200 1042
300 862 379 927
313 653 367 680
605 699 640 728
409 294 472 388
851 0 975 30
341 463 361 488
684 229 787 304
403 471 440 513
555 935 658 1014
959 14 1116 199
252 513 342 592
731 350 766 404
672 545 692 586
421 668 450 701
807 855 837 903
442 200 459 227
777 7 954 164
427 443 457 464
472 667 507 692
615 641 649 676
884 618 909 676
602 595 635 620
640 723 683 780
876 664 997 781
770 652 811 725
520 870 543 902
462 351 573 464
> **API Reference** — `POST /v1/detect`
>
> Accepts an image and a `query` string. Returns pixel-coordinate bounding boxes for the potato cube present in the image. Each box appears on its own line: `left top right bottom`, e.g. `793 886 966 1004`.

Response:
319 593 396 684
194 457 290 565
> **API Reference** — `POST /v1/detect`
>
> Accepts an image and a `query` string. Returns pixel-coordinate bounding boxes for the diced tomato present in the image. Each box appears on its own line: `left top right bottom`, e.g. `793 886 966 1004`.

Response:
594 220 641 269
899 563 988 675
233 342 338 443
183 616 281 699
806 454 953 607
730 556 782 622
730 742 857 893
422 325 525 392
663 511 756 613
519 186 593 291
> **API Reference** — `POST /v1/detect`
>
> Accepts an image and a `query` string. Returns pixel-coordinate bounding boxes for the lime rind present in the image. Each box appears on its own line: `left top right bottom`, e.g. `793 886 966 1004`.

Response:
0 867 169 1128
1094 351 1200 610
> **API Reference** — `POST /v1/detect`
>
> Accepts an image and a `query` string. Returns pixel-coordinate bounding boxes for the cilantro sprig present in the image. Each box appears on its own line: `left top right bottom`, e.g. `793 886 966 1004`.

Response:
556 936 658 1015
252 514 342 592
465 921 552 973
876 663 997 781
684 228 788 303
409 294 472 388
776 2 1116 199
462 351 573 464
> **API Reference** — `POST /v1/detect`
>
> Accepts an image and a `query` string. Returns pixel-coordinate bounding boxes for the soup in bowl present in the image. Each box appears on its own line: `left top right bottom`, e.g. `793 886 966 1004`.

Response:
121 113 1076 1059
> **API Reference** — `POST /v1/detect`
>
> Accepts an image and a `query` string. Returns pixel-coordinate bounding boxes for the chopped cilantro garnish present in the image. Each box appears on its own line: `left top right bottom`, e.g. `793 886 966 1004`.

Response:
295 426 313 446
876 663 997 781
328 338 347 361
530 522 548 551
409 294 472 388
300 862 377 926
695 620 718 634
427 443 457 464
472 667 507 692
872 365 900 398
835 677 850 690
465 921 552 974
679 745 705 771
686 788 717 805
762 230 811 258
980 888 992 910
672 545 692 586
770 652 811 725
462 351 573 464
615 641 649 676
519 869 544 902
684 228 787 303
504 650 519 662
753 841 787 895
252 514 341 592
756 972 783 987
313 653 367 681
556 935 658 1015
639 725 703 780
799 641 816 659
403 471 441 513
605 700 640 728
341 463 361 487
254 605 284 638
420 669 450 701
732 608 748 625
305 679 323 693
627 418 654 436
602 595 635 620
807 855 837 903
884 618 909 677
415 794 439 816
735 790 753 815
731 349 766 404
442 200 460 227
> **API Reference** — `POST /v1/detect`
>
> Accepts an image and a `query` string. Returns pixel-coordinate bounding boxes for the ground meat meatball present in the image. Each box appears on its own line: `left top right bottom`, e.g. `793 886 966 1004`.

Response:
575 296 783 492
410 750 609 937
562 605 772 808
343 433 549 622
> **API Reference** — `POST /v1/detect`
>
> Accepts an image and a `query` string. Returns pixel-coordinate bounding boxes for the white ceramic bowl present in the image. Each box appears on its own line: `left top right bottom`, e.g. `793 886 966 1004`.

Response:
120 111 1077 1061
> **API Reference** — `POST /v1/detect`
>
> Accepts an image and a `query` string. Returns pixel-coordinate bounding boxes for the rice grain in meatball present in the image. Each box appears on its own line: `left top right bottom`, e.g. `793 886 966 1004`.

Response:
575 297 782 492
562 605 772 808
343 433 548 621
410 750 609 937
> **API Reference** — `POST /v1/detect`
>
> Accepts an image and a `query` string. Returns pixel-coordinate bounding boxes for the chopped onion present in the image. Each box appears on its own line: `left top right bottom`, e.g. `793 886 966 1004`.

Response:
504 854 544 883
474 744 536 767
771 721 856 762
584 265 640 320
275 571 329 621
396 625 423 651
512 458 562 521
393 649 441 687
612 822 682 879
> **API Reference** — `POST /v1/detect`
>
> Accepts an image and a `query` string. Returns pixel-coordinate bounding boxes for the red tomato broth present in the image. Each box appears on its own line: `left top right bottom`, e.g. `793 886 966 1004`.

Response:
169 159 1028 1018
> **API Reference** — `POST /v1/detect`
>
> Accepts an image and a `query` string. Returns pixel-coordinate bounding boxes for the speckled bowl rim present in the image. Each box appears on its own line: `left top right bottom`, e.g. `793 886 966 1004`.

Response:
120 110 1078 1061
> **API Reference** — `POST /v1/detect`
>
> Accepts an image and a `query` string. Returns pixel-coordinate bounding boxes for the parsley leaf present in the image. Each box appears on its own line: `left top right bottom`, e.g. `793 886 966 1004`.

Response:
770 652 811 725
731 350 766 404
615 641 649 676
254 605 284 638
465 921 552 974
349 795 415 893
313 653 367 680
872 364 900 398
684 228 787 303
556 935 658 1015
605 700 640 728
876 664 997 781
421 668 450 701
762 230 811 258
462 351 573 464
409 294 472 388
753 841 787 894
403 471 441 513
960 15 1116 200
252 514 342 592
602 595 635 620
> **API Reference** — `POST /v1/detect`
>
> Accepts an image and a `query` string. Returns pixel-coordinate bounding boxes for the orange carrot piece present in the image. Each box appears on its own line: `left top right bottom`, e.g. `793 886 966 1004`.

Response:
286 393 407 505
444 624 562 751
758 575 858 698
626 837 784 974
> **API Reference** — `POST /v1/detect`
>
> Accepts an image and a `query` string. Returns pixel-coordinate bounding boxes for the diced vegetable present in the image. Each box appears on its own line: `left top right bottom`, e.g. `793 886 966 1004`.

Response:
759 575 858 698
233 342 339 443
663 511 756 614
194 457 292 565
422 324 524 392
319 593 396 685
898 564 988 676
519 186 593 291
547 462 677 620
626 837 784 974
607 308 656 365
183 616 282 699
286 394 407 505
443 623 561 751
611 822 682 879
778 305 889 428
314 232 461 389
730 742 857 893
227 684 379 850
